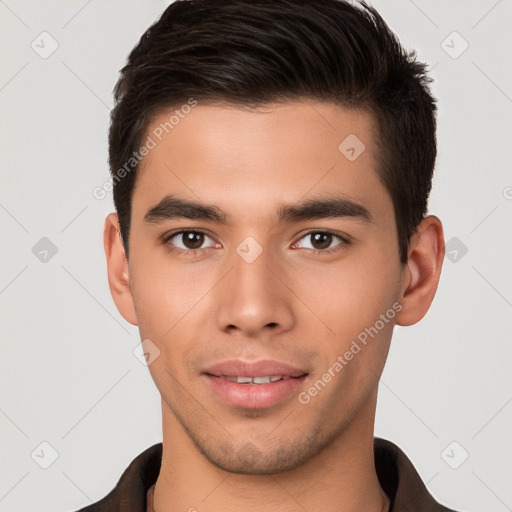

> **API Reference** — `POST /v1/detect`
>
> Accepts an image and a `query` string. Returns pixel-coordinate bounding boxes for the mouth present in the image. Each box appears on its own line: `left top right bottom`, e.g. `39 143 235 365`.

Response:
216 375 298 384
203 360 309 409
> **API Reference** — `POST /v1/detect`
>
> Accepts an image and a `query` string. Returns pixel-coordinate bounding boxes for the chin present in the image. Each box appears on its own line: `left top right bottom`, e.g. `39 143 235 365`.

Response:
192 430 329 475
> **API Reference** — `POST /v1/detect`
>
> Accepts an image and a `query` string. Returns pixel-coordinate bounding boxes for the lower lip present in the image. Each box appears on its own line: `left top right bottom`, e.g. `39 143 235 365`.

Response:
204 375 307 409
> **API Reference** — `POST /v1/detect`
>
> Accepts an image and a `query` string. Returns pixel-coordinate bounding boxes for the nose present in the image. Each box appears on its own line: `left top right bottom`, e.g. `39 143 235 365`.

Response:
215 243 295 338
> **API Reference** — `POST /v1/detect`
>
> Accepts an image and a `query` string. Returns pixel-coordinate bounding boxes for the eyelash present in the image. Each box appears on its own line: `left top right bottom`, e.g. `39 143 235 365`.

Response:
162 229 352 257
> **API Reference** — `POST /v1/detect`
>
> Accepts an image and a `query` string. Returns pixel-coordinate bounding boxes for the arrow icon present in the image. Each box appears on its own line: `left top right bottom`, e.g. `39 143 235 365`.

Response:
441 31 469 60
339 134 365 161
31 31 59 60
135 339 160 366
441 441 469 469
445 236 468 263
236 236 263 263
32 237 58 262
31 441 59 468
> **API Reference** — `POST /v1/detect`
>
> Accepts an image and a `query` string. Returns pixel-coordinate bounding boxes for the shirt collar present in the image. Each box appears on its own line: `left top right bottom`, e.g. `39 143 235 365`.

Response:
78 438 455 511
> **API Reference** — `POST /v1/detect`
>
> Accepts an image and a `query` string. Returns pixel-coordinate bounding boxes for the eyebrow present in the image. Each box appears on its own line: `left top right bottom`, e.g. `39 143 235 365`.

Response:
143 194 373 226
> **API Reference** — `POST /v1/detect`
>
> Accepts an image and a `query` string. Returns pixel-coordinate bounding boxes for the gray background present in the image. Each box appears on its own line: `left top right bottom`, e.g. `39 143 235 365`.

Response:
1 1 511 511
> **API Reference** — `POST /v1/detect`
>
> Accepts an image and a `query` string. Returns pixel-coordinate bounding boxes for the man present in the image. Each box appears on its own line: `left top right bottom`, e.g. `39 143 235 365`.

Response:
76 0 457 510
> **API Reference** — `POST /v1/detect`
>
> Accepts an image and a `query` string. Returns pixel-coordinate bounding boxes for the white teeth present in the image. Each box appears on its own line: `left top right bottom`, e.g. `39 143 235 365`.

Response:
253 376 271 384
220 375 286 384
235 376 253 383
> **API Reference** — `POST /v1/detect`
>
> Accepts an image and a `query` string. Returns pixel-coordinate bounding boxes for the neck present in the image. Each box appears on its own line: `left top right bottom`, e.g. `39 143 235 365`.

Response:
151 395 388 512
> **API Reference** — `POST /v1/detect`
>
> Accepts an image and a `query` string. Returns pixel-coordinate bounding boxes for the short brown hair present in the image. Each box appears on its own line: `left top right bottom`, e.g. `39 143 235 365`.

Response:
109 0 437 263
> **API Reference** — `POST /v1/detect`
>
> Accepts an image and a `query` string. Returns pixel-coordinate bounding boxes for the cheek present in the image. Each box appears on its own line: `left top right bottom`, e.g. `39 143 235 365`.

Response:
293 250 401 339
295 259 398 414
128 247 212 343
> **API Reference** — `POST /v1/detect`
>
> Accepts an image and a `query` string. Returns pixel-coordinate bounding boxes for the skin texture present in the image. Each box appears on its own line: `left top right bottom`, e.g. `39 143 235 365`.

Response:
104 100 445 512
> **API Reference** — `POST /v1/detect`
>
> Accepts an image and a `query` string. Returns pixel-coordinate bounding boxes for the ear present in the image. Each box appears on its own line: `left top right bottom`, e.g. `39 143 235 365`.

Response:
103 213 138 326
395 215 445 326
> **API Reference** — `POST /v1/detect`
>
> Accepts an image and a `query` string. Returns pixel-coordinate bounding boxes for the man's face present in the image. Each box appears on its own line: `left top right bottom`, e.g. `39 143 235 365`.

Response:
125 101 406 473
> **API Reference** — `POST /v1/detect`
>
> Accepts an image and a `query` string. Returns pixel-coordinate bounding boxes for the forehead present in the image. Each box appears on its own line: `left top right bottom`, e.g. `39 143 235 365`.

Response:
131 101 390 222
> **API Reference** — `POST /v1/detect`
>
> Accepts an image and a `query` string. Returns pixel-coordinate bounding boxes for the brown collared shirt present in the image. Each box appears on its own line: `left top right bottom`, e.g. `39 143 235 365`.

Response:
74 438 459 512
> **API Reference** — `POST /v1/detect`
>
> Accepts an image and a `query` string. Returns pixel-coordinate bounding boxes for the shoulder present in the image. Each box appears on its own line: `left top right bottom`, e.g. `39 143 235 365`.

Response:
374 438 462 512
72 443 162 512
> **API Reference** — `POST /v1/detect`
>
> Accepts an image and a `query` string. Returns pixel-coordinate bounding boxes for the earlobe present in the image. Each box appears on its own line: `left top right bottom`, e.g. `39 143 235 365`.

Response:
395 215 445 326
103 213 138 326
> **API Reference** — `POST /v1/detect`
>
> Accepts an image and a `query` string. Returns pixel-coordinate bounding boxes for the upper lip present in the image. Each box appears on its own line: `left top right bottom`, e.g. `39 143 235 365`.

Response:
203 359 308 378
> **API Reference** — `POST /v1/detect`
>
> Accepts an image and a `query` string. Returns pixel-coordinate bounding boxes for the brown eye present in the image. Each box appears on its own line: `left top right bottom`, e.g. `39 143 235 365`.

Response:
310 232 333 250
181 231 205 249
294 231 346 252
165 230 217 253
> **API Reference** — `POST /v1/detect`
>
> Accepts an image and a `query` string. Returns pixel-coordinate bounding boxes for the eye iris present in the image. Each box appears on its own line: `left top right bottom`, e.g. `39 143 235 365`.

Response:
183 232 204 249
312 232 332 250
